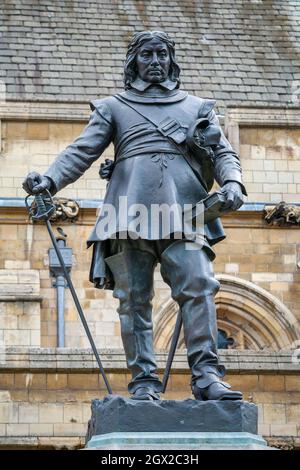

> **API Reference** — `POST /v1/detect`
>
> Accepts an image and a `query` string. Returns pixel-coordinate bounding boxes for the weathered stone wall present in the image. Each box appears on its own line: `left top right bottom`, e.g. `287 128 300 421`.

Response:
214 223 300 324
0 217 121 348
0 120 108 200
0 265 41 347
239 126 300 203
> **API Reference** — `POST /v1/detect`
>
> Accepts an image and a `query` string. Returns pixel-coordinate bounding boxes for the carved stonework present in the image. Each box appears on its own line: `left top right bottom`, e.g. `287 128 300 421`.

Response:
264 201 300 226
50 197 79 222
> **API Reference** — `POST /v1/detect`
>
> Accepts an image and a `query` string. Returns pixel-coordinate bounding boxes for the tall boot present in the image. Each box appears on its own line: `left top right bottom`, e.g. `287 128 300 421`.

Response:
105 248 162 398
160 240 242 400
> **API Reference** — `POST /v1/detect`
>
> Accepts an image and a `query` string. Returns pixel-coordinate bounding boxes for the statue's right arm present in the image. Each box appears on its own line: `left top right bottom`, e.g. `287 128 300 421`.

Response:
37 103 113 195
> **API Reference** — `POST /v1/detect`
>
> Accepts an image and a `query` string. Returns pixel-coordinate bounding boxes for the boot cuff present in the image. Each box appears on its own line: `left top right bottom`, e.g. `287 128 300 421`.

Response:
191 364 226 388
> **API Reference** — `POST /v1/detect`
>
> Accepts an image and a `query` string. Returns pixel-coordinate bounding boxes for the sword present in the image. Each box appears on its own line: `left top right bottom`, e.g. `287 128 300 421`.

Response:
25 190 113 395
161 309 182 393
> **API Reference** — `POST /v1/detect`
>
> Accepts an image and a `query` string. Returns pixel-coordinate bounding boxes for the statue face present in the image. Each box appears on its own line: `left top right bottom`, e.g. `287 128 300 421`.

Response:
136 39 170 83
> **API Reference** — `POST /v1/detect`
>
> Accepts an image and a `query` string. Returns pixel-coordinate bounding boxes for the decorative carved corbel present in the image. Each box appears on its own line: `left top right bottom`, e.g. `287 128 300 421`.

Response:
50 197 80 222
264 201 300 226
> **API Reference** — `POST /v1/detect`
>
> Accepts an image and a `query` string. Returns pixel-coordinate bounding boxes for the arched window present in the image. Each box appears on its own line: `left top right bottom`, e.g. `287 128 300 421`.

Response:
154 274 300 351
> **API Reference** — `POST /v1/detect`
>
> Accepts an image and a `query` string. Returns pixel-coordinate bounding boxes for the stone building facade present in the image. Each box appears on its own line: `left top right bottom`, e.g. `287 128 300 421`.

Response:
0 0 300 449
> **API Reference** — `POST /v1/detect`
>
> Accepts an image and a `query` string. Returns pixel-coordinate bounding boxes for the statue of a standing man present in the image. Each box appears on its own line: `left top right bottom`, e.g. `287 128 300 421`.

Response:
23 31 247 401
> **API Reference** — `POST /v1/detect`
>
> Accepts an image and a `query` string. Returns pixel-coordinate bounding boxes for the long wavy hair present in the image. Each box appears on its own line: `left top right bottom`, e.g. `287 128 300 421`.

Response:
124 31 181 90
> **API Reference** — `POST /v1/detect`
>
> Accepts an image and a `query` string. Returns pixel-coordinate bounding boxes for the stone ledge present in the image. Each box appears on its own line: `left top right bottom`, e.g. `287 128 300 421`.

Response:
0 436 85 450
0 347 299 373
3 199 298 228
0 295 42 302
267 436 300 451
0 198 275 212
226 106 300 127
0 101 90 122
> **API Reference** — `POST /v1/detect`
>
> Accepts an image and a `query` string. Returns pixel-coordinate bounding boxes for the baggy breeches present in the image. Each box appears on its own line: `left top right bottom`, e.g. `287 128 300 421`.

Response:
105 238 221 393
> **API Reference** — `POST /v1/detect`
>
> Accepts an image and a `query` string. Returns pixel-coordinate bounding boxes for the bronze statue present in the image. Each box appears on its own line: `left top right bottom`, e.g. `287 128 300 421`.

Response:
23 31 247 401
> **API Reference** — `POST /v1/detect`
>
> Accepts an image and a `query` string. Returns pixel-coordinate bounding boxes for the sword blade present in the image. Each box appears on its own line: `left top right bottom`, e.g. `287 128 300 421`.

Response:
45 220 112 395
161 310 182 393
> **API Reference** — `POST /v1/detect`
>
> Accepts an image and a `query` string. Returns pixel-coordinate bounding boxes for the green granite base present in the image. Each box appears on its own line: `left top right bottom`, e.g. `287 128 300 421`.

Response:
86 432 269 450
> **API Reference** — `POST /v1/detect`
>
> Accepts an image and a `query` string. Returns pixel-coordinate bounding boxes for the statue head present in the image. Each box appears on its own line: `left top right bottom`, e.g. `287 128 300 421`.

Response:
124 31 181 89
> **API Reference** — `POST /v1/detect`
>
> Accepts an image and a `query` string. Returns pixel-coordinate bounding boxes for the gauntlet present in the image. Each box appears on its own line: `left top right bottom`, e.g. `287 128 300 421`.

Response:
99 158 115 181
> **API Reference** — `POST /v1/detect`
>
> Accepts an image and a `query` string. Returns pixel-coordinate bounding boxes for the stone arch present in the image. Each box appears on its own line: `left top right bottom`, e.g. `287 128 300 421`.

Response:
153 274 300 351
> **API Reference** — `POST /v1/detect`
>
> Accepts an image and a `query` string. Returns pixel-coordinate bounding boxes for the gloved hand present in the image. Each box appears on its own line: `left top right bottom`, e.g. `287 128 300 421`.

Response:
220 181 244 211
22 172 52 195
99 159 115 181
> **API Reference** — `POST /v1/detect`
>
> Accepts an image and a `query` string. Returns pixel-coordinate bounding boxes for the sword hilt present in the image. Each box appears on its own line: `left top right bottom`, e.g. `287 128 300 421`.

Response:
25 189 56 221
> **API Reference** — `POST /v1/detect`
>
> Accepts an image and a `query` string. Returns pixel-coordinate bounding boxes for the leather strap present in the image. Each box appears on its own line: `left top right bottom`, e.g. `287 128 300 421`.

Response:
115 94 189 144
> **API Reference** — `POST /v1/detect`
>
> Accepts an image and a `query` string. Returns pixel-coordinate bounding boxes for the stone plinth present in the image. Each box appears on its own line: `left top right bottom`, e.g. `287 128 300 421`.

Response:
85 395 268 450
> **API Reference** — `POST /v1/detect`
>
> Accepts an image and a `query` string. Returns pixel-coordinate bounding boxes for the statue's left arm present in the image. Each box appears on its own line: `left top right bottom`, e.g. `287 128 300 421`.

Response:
207 108 247 210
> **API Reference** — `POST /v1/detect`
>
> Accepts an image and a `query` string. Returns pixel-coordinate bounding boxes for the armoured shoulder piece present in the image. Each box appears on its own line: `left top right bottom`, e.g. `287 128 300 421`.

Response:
199 99 217 117
174 94 216 119
89 98 114 124
90 97 110 111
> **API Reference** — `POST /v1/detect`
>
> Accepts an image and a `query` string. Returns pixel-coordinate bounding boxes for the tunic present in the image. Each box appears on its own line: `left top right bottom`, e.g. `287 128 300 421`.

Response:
44 81 246 289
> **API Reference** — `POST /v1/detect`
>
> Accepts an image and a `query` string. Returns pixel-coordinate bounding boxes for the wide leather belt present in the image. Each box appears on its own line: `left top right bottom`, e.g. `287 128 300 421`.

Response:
115 151 182 165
